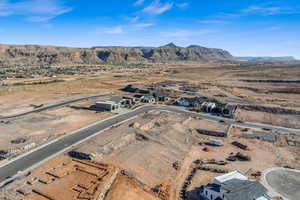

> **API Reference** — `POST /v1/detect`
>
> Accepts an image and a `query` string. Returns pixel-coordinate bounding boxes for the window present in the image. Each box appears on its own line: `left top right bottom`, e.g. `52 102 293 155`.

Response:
205 191 208 195
211 194 213 200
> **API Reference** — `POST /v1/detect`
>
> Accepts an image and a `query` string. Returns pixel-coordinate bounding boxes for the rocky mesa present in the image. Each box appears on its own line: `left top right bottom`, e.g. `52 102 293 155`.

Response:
0 43 234 67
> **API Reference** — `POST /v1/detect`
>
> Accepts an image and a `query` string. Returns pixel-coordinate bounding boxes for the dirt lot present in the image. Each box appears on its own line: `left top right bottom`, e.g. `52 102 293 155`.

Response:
1 155 159 200
105 175 159 200
2 63 300 128
1 63 300 200
0 68 165 117
1 111 299 200
0 97 113 165
235 108 300 129
76 110 220 186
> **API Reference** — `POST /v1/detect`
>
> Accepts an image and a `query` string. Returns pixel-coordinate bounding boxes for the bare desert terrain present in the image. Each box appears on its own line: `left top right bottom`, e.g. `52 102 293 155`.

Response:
1 63 300 200
1 110 298 200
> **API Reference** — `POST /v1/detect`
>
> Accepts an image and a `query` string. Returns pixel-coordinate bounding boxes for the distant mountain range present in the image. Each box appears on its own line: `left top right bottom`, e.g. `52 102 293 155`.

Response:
0 43 297 68
0 43 234 67
236 56 298 63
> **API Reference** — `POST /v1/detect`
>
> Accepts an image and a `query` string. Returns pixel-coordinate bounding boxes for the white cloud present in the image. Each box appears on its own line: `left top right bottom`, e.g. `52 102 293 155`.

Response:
134 23 155 28
220 5 300 18
126 16 140 23
242 6 283 16
198 20 228 24
27 16 55 22
142 0 173 15
0 0 72 22
134 0 145 7
265 25 282 31
101 26 124 34
162 29 216 39
176 2 189 9
0 11 11 16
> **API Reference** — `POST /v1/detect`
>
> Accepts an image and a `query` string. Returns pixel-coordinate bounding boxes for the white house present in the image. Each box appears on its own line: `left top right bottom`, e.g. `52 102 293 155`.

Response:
201 102 217 112
94 101 120 111
141 95 156 103
200 171 271 200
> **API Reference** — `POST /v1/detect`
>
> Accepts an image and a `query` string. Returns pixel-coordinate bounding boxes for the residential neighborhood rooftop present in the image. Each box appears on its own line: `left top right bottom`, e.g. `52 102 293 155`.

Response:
214 170 248 183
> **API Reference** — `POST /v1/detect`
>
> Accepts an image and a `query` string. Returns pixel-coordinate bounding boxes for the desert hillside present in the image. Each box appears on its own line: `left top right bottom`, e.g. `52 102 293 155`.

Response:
0 43 234 67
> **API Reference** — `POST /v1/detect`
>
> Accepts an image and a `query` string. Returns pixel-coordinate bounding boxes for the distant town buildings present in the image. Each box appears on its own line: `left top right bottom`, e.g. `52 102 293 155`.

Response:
176 97 237 118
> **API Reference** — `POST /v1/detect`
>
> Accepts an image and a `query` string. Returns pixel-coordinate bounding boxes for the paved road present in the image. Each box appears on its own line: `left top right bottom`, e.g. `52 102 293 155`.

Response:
264 168 300 200
0 93 111 120
1 105 300 184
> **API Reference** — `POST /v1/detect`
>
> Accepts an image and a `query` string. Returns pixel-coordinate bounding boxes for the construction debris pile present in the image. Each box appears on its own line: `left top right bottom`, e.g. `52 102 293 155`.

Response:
196 129 227 137
226 152 251 162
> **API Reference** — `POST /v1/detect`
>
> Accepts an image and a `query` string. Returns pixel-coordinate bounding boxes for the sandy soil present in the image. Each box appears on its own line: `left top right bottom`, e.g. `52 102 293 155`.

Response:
0 97 113 166
1 111 299 200
1 63 300 200
235 108 300 129
106 176 158 200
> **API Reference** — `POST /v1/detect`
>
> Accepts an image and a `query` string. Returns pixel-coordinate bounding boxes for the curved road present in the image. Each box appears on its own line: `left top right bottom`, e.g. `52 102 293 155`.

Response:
1 105 300 184
0 93 111 120
262 168 300 200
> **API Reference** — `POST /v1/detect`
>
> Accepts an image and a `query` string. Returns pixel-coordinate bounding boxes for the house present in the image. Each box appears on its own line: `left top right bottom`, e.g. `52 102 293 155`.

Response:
133 94 156 103
122 96 136 105
200 171 271 200
93 101 120 111
110 96 126 105
133 94 145 102
202 102 217 112
177 97 204 107
222 105 237 118
153 91 171 102
141 95 156 103
177 98 191 107
122 84 138 93
122 84 150 94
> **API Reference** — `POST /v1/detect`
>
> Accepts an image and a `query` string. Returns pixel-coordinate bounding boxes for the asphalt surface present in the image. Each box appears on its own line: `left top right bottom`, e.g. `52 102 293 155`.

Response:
265 168 300 200
0 93 111 119
1 105 300 184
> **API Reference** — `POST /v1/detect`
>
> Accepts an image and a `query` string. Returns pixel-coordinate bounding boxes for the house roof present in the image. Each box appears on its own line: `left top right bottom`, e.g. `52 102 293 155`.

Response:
206 183 221 193
222 179 268 200
214 170 248 183
134 94 144 98
110 96 124 103
152 91 169 97
224 104 237 111
122 96 134 99
143 95 155 99
96 101 118 105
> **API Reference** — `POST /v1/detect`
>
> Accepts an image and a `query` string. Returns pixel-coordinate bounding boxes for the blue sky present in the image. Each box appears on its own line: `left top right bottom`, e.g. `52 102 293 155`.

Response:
0 0 299 58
